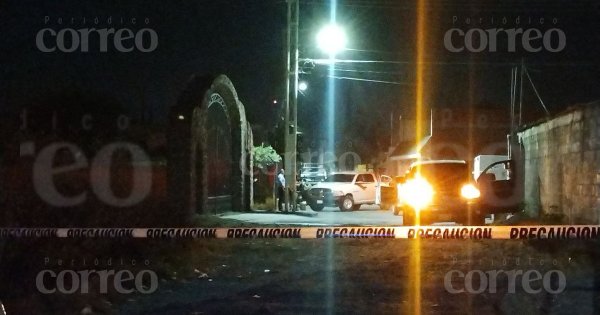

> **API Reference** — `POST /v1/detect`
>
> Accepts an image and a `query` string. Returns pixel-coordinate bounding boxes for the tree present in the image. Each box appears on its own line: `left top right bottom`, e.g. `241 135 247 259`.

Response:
252 144 282 205
253 144 282 170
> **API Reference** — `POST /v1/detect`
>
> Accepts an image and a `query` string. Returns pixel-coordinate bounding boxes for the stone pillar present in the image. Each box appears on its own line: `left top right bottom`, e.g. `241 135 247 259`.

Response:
168 75 253 221
167 75 214 223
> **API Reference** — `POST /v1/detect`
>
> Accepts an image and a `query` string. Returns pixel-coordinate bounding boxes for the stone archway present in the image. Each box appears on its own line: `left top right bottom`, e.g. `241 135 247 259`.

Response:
168 75 253 222
206 95 232 198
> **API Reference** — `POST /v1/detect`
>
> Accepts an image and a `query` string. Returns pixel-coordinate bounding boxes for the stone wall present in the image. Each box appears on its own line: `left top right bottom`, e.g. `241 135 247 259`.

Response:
518 101 600 223
168 75 253 222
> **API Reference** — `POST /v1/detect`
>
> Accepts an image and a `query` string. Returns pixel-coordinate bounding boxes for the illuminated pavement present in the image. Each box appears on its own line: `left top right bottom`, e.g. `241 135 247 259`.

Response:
220 205 407 226
219 205 490 226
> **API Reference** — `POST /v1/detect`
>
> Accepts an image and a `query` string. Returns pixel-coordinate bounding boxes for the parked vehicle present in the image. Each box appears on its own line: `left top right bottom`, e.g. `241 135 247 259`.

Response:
294 178 314 211
475 157 523 215
299 163 327 183
307 171 390 211
379 175 393 186
379 175 401 210
473 155 509 180
393 160 486 225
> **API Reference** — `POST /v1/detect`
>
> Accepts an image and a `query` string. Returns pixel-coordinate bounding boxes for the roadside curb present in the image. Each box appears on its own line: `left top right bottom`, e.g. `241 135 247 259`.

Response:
248 209 319 218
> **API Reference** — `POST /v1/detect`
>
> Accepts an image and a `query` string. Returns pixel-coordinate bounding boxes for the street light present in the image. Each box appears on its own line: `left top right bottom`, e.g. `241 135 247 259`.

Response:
285 0 346 211
316 24 348 56
298 81 308 92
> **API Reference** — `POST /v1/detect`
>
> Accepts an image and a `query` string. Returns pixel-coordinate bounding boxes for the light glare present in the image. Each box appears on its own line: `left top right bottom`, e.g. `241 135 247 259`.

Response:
317 24 347 55
461 183 481 199
400 176 434 210
298 81 308 91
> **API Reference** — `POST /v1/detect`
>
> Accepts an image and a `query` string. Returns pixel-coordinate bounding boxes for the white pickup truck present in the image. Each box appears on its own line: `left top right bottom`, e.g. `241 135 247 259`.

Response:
306 171 390 211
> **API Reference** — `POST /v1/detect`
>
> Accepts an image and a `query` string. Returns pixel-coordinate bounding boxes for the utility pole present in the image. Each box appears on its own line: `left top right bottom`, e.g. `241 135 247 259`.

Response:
390 111 393 148
518 58 524 126
285 0 299 211
509 65 517 159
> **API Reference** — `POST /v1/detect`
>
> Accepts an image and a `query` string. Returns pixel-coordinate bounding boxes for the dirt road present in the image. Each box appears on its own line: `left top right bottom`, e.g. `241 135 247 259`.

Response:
220 205 406 226
119 238 600 315
2 214 597 314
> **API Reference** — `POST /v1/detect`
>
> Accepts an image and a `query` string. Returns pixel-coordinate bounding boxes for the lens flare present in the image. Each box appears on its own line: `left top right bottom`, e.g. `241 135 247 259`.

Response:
461 183 481 199
409 0 427 313
400 176 434 210
317 24 347 55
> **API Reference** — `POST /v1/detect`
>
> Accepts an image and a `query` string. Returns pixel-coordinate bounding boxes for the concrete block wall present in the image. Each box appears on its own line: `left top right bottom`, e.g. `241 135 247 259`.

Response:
518 102 600 224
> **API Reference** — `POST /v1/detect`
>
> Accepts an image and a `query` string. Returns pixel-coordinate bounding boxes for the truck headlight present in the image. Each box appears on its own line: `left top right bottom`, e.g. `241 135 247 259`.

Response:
399 177 434 210
461 183 481 199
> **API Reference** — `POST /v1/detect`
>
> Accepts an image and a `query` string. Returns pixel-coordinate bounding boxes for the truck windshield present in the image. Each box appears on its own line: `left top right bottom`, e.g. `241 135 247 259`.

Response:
305 168 321 173
410 163 470 184
325 174 355 183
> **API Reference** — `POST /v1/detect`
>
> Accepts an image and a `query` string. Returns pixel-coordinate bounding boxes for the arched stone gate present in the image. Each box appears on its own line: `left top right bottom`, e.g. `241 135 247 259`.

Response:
168 75 253 222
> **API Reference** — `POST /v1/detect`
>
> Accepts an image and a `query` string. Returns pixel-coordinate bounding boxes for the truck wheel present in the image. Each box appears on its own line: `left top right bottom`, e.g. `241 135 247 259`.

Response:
403 210 416 226
339 195 354 212
310 203 324 211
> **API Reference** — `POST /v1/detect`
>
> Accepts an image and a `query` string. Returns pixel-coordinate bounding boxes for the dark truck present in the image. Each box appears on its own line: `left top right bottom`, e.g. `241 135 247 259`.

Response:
392 160 485 225
391 159 523 225
475 158 524 217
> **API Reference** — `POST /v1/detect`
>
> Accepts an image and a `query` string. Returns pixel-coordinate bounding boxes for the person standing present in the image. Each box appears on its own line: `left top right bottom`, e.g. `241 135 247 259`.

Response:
276 169 287 212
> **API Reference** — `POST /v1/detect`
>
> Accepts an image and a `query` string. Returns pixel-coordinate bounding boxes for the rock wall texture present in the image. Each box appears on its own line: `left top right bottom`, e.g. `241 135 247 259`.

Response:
519 101 600 223
168 75 253 222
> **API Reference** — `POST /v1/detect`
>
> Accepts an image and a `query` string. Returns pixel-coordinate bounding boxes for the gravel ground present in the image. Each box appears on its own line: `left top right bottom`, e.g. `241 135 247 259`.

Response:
116 238 600 315
1 215 598 314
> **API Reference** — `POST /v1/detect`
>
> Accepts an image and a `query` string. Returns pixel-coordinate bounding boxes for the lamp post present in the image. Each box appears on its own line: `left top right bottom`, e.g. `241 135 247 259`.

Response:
284 0 299 211
298 81 308 92
316 24 348 57
285 0 346 210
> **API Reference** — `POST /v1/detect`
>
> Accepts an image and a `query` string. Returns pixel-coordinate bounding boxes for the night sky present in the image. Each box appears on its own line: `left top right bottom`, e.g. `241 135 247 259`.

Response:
1 0 599 142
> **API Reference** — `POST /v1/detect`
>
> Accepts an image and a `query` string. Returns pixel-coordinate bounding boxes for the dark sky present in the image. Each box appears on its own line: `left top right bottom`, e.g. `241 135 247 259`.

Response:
0 0 287 126
1 0 599 137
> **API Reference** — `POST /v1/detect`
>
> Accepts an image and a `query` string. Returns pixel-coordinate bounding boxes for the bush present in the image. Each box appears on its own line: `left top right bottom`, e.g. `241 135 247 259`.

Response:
252 144 281 169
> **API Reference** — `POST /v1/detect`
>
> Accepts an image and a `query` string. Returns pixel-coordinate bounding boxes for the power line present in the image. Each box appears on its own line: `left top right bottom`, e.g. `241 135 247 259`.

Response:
524 66 551 117
326 75 410 85
309 58 600 67
332 68 406 75
344 48 401 55
301 0 594 11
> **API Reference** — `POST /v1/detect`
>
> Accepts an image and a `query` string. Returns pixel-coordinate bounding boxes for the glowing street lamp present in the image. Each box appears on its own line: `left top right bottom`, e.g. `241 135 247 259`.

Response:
298 81 308 92
285 2 347 211
316 24 347 55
